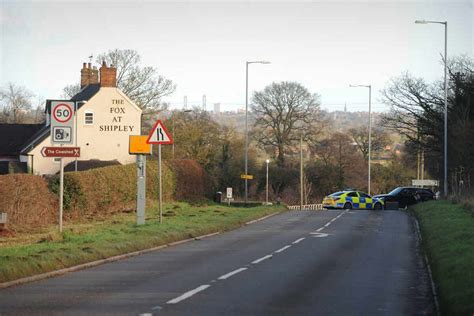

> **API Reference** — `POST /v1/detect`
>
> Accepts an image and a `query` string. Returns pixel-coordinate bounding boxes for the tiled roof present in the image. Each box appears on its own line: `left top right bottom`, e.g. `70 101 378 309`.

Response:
0 124 44 155
45 83 100 113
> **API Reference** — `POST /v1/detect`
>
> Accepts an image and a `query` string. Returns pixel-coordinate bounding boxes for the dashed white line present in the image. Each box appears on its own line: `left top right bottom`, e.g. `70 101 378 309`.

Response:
218 267 248 280
166 284 210 304
292 237 305 244
252 254 273 264
324 222 331 227
316 227 324 232
275 245 291 253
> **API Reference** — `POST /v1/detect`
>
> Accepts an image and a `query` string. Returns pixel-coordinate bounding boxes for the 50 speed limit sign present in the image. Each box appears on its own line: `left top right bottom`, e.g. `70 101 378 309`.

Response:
51 101 75 144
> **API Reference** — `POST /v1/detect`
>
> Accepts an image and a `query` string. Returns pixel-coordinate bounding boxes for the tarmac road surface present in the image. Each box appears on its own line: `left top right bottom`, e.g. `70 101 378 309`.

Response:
0 209 434 315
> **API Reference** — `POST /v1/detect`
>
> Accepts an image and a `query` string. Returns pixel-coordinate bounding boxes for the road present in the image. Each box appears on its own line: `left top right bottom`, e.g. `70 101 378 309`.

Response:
0 209 434 315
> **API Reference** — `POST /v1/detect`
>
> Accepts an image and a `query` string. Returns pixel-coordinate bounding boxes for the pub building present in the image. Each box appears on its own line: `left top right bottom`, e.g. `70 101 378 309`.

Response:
0 62 142 175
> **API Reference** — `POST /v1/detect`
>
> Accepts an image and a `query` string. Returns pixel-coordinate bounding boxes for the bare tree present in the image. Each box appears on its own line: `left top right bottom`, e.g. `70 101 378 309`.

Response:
63 49 176 112
62 84 81 99
349 126 390 160
381 56 474 189
96 49 175 111
251 81 323 167
0 83 33 123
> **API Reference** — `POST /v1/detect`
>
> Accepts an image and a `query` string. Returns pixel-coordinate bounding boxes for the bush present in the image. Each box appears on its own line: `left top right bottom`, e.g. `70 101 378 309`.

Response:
0 174 57 231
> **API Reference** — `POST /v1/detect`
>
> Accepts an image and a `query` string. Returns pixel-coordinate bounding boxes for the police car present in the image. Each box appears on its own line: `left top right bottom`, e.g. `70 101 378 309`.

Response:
322 190 384 210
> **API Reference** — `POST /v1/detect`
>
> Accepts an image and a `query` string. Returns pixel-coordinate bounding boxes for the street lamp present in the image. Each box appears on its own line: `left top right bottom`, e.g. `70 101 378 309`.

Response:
415 19 448 197
245 60 270 204
265 159 270 205
349 84 372 195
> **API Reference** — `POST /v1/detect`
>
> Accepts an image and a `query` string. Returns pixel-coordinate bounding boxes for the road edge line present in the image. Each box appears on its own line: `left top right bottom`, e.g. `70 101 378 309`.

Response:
0 231 220 290
413 215 440 316
245 211 282 225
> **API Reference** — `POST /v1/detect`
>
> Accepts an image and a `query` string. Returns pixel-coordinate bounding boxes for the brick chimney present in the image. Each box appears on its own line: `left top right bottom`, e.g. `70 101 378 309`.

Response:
99 61 117 87
80 62 99 88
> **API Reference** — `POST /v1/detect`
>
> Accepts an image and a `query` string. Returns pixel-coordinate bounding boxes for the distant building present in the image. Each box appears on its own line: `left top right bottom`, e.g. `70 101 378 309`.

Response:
0 62 142 175
213 103 220 114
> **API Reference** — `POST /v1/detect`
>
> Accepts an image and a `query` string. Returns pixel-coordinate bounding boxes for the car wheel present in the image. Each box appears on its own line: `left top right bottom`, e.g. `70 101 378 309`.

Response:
374 202 383 210
343 202 352 210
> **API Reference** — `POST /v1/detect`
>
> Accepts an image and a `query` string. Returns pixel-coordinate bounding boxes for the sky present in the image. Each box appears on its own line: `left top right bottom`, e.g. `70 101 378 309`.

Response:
0 0 472 113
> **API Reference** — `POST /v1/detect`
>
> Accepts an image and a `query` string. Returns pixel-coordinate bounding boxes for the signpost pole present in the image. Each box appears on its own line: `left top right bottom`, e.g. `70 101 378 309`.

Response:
59 157 64 233
158 144 163 224
136 154 146 225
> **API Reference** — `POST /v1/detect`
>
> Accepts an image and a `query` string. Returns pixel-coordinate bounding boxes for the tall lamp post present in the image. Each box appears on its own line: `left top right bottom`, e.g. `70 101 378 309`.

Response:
415 19 448 197
265 159 270 205
245 60 270 203
349 84 372 194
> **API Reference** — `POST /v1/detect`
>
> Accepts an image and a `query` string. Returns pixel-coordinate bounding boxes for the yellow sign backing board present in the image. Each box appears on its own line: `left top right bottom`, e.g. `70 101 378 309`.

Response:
240 174 254 180
129 135 152 155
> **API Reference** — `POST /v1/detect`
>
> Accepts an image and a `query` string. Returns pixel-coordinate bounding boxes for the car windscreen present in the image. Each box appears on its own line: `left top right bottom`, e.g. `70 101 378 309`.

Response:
388 187 403 195
330 192 344 197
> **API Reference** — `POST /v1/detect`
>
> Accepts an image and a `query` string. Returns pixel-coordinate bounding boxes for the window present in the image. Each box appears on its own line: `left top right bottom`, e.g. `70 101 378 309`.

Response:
348 192 358 197
359 192 371 198
84 111 94 125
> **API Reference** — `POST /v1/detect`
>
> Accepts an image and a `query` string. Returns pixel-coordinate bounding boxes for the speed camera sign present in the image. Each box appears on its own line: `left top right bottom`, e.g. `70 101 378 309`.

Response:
51 101 75 144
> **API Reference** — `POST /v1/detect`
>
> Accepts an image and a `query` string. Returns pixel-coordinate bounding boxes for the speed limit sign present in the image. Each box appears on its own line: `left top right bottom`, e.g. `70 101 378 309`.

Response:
51 101 75 144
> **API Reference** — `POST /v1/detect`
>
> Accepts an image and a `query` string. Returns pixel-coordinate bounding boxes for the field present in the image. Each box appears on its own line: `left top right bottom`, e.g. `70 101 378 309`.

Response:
413 200 474 315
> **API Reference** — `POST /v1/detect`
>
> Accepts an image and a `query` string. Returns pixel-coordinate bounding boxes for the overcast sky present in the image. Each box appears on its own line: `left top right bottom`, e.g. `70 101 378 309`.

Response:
1 0 472 112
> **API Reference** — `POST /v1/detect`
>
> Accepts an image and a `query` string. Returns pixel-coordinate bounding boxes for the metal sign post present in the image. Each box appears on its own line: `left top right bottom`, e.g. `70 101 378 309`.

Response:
59 157 64 232
158 144 163 224
50 101 76 233
146 120 173 224
136 154 146 225
129 136 152 226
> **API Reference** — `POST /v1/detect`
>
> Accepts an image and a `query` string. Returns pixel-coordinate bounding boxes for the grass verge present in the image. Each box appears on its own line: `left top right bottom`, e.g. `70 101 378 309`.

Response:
0 202 285 283
413 200 474 315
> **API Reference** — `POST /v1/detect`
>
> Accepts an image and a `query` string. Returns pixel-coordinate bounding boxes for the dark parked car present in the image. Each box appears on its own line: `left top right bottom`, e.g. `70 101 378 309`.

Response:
373 187 436 209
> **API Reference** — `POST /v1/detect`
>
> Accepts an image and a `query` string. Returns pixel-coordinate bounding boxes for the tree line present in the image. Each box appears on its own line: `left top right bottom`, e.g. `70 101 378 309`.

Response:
3 49 470 201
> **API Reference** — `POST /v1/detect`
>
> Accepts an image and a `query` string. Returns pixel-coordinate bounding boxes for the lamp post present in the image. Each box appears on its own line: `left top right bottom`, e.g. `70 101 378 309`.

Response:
415 19 448 197
245 60 270 204
349 84 372 195
265 159 270 205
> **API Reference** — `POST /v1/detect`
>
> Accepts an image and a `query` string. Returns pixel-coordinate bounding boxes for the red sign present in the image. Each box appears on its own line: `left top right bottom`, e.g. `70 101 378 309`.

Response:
146 120 173 145
52 103 73 123
41 147 81 158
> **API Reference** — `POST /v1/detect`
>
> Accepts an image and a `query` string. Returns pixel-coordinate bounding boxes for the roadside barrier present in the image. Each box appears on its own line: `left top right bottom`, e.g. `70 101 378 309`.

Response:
287 204 324 211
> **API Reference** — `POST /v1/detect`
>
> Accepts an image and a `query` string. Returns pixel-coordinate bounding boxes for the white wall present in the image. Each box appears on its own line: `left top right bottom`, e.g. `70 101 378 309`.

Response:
27 88 142 175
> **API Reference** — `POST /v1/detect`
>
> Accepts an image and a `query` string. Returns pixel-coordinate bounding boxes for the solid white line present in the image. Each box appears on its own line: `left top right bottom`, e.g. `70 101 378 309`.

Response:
275 245 291 253
167 284 210 304
218 267 248 280
252 254 273 264
292 237 305 244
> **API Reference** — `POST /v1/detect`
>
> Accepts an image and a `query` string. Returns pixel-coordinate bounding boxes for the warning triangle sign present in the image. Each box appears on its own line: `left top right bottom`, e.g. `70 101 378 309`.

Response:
146 120 173 145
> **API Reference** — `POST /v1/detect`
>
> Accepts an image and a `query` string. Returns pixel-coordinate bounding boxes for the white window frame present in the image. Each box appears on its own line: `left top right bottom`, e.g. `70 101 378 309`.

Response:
84 110 94 125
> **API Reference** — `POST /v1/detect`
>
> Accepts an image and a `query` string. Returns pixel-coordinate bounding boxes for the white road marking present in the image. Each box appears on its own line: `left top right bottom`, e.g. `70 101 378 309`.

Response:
252 255 273 264
310 232 329 238
316 227 324 232
166 284 210 304
292 237 305 244
218 267 248 280
275 245 291 253
324 222 331 227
